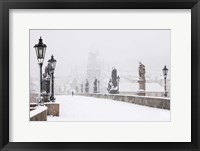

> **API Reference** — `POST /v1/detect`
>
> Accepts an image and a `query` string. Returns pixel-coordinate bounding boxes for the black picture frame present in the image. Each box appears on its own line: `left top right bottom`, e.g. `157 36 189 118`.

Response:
0 0 199 151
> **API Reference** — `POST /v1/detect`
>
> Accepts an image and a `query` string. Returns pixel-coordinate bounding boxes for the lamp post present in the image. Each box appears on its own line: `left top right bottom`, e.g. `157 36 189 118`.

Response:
34 37 47 105
163 65 168 97
48 55 57 102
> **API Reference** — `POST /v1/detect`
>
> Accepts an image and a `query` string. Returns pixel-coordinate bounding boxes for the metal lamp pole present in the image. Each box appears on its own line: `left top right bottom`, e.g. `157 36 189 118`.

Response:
51 72 55 101
34 37 47 105
48 55 57 102
163 65 168 97
39 63 43 96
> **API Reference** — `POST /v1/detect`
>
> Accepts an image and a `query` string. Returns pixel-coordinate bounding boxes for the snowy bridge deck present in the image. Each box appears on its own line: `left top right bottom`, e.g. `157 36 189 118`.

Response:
48 95 170 121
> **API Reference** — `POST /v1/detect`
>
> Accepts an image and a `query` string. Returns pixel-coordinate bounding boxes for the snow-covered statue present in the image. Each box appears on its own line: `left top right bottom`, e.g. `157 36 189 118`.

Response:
42 63 51 79
137 62 146 96
112 68 117 87
107 67 120 94
107 79 112 92
139 62 145 81
85 79 89 93
93 78 98 93
41 63 52 102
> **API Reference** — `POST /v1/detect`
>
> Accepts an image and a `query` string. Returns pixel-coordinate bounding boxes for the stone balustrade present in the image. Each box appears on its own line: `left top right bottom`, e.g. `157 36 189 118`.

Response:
30 93 60 118
44 102 60 116
30 106 47 121
79 93 170 110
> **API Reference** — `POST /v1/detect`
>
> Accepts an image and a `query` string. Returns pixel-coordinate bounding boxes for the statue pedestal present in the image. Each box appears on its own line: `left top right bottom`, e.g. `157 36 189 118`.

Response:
93 87 97 93
137 89 146 96
44 102 60 116
137 78 146 96
85 88 89 93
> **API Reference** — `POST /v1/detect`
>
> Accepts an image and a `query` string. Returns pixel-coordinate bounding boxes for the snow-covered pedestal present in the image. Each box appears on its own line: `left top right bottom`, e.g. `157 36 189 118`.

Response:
30 106 47 121
137 78 146 96
44 102 60 116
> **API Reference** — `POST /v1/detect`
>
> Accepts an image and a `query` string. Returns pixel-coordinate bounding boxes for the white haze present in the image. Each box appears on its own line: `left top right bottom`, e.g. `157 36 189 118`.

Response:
30 30 170 79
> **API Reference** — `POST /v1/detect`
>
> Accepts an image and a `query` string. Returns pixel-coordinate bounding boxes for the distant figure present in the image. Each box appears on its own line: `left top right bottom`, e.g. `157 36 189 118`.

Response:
72 91 74 96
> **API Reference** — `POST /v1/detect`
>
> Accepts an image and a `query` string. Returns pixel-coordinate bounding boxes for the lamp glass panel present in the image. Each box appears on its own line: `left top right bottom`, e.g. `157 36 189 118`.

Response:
52 61 56 70
163 68 168 77
166 69 168 75
38 47 43 58
35 47 38 59
43 47 46 58
163 69 165 76
48 63 53 73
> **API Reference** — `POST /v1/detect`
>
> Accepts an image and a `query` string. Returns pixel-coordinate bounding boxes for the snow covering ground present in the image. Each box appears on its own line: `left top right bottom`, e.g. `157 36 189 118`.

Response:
47 95 170 121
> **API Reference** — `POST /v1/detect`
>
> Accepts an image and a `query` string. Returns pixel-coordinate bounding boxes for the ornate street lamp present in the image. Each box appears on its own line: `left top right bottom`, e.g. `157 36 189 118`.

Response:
48 55 57 101
163 65 168 97
34 37 47 105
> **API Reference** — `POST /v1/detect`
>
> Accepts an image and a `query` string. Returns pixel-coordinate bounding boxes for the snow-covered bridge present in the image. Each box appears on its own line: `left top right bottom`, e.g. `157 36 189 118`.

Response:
47 95 170 121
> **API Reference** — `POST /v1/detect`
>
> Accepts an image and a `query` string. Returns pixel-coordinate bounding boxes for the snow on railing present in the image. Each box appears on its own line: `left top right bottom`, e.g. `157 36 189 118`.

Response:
30 106 47 119
78 93 170 110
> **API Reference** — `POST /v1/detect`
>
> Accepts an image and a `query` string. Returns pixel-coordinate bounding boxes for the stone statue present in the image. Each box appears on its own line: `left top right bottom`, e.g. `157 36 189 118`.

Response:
139 62 145 81
107 67 120 94
93 78 98 93
42 63 52 102
112 67 117 87
85 79 89 93
107 79 112 92
94 78 97 87
46 63 52 76
137 62 146 96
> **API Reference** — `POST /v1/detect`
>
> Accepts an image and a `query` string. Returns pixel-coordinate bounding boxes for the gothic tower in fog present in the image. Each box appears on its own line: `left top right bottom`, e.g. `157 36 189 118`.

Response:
87 51 101 93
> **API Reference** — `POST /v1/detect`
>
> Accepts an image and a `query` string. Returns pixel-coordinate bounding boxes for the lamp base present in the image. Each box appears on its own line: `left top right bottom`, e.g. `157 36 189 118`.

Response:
50 96 56 102
137 89 146 96
164 92 168 97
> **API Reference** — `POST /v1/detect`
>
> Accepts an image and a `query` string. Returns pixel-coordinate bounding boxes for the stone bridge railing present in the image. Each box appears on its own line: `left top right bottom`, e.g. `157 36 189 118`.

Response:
30 106 47 121
79 93 170 110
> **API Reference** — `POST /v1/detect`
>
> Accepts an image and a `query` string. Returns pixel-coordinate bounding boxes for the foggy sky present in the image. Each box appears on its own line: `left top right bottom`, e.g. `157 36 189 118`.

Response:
30 30 170 79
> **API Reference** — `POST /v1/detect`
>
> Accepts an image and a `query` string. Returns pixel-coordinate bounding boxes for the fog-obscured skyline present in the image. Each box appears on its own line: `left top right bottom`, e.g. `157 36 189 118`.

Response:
30 30 170 79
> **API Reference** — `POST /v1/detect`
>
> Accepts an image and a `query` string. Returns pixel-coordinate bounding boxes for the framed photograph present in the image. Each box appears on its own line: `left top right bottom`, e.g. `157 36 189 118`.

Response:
0 0 199 151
